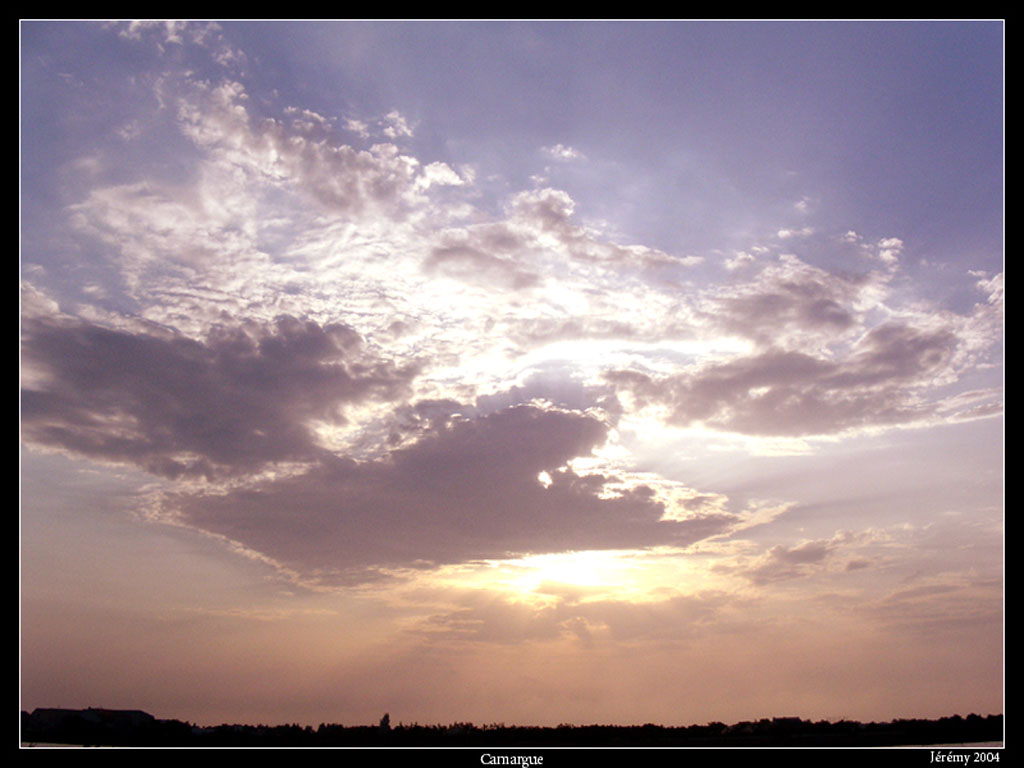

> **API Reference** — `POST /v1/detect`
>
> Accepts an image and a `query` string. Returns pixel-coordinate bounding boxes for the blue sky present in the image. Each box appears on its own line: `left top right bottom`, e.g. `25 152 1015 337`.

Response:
21 21 1002 727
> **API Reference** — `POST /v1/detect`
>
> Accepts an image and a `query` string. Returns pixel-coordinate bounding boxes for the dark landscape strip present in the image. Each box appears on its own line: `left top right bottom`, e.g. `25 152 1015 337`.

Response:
20 709 1004 748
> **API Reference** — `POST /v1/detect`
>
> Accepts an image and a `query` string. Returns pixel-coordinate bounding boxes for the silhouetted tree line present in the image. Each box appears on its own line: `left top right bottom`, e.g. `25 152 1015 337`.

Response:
21 708 1003 747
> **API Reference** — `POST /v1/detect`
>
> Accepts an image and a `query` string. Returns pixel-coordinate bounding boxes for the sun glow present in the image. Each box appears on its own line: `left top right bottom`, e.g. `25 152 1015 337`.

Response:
505 550 629 591
414 542 737 612
478 549 701 607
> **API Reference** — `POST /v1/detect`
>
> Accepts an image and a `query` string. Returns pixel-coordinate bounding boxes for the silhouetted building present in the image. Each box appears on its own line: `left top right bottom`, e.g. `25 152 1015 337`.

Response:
31 707 154 728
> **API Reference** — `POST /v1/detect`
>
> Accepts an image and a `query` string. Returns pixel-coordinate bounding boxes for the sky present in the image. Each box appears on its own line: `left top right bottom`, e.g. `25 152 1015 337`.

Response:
20 20 1003 728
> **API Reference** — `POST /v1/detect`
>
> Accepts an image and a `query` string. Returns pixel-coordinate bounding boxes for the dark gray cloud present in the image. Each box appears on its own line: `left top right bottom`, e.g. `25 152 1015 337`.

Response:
606 322 958 436
168 405 737 582
21 315 416 479
380 372 621 450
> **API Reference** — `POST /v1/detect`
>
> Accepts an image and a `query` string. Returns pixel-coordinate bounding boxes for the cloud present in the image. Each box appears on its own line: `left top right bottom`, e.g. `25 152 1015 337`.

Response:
416 161 465 189
21 315 417 479
506 188 678 269
865 573 1002 637
424 223 539 290
973 271 1003 308
117 20 207 47
876 236 903 266
425 243 537 289
415 187 676 295
381 109 414 139
724 251 756 271
113 20 243 68
543 143 584 161
67 80 462 325
68 179 264 298
606 321 961 436
509 317 648 346
777 227 814 239
593 252 1000 438
174 81 434 222
343 118 371 138
702 254 869 348
718 529 892 585
62 75 479 335
741 539 838 584
163 405 739 582
418 588 736 647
